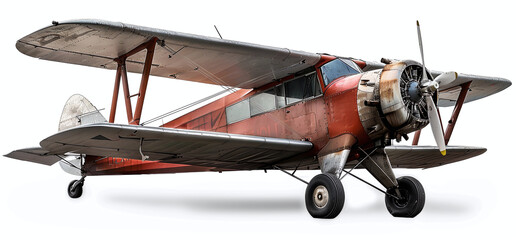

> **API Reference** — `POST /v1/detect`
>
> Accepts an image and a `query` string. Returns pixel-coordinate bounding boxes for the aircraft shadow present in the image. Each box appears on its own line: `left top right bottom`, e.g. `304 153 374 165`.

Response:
103 192 304 214
101 190 479 217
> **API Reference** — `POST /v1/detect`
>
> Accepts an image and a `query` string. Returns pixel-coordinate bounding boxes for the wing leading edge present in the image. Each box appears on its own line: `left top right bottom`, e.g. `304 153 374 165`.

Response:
38 123 313 170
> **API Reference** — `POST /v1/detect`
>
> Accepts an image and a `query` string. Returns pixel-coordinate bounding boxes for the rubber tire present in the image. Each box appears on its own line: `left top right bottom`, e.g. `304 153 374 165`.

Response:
68 180 83 199
385 176 425 218
305 173 345 219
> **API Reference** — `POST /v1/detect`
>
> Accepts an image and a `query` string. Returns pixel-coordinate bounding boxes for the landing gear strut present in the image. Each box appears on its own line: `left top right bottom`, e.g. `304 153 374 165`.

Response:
67 176 85 199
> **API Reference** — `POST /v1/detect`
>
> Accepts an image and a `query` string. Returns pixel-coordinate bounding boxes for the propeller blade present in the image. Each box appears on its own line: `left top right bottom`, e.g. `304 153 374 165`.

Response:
416 21 447 156
416 20 428 81
434 71 458 87
425 95 446 156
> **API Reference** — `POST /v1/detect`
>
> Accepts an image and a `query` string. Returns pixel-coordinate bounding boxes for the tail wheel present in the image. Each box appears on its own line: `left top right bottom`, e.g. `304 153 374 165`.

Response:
67 180 84 199
385 176 425 218
305 173 345 219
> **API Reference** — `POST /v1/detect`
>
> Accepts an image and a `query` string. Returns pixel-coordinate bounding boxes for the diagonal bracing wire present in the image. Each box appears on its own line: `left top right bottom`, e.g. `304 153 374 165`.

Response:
141 41 309 139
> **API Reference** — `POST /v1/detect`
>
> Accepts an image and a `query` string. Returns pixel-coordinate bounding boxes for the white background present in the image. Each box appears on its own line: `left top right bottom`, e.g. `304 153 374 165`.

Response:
1 0 515 239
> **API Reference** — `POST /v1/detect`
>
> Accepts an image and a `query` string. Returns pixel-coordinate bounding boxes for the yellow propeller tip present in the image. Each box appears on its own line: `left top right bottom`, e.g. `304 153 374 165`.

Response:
440 150 446 156
417 20 420 26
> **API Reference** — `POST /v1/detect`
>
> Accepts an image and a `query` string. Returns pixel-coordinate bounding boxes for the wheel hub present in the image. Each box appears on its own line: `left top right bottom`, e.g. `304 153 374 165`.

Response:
313 185 329 208
393 189 410 208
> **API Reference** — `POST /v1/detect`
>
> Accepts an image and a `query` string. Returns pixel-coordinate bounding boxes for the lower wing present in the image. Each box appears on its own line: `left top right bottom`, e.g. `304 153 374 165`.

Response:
6 123 313 171
384 145 486 168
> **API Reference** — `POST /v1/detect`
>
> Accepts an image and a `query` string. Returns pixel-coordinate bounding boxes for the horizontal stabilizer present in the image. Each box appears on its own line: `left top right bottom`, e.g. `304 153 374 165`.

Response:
4 147 61 166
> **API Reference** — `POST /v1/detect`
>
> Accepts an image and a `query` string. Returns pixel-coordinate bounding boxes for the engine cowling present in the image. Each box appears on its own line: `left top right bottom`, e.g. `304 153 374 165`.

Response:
357 60 434 142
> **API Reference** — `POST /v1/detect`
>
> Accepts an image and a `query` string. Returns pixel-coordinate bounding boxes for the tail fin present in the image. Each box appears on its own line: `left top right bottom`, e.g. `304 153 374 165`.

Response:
59 94 106 131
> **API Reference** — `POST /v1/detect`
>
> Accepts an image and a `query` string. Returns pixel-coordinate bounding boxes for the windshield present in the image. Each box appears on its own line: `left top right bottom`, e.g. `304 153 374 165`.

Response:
320 59 360 86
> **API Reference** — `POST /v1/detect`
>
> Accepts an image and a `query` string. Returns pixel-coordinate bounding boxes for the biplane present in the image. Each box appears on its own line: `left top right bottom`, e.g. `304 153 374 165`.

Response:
5 20 511 218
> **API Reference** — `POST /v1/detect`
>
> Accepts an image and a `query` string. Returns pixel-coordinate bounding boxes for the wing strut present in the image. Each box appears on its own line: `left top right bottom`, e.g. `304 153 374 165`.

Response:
412 81 472 145
109 37 158 125
273 165 308 184
443 81 472 144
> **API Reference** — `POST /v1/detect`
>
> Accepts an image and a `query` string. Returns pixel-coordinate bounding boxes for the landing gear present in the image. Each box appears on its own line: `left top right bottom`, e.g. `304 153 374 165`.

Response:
67 177 85 199
385 176 425 218
280 147 427 218
305 173 345 219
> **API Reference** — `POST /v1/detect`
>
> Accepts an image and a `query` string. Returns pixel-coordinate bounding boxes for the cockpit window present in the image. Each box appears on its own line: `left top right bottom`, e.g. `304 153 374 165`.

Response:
320 58 361 86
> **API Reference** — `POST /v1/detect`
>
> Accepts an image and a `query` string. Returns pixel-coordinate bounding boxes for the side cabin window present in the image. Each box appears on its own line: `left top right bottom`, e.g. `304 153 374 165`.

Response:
250 88 276 116
285 72 322 105
226 98 250 124
275 84 286 109
225 71 322 125
320 58 361 86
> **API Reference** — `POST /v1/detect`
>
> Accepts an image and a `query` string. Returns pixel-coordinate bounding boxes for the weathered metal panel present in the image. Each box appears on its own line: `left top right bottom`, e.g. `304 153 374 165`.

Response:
163 88 329 170
437 72 511 107
379 61 410 127
226 96 329 153
39 123 313 172
385 145 487 169
16 19 321 89
357 69 385 140
324 74 370 144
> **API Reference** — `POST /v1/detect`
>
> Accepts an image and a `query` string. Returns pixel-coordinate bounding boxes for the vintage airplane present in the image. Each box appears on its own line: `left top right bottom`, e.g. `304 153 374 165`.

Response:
5 19 511 219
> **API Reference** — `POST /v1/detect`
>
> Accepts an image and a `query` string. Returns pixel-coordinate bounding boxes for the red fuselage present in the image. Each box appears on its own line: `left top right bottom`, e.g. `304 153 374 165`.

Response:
87 55 371 175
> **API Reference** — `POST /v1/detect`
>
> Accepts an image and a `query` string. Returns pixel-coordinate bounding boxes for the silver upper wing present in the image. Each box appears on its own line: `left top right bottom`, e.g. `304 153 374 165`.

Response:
16 19 320 89
360 60 511 107
433 72 511 107
17 20 509 103
36 123 313 170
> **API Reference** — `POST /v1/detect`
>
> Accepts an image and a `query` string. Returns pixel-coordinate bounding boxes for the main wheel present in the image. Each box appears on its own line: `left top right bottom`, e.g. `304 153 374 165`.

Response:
385 176 425 218
305 173 345 219
68 180 83 199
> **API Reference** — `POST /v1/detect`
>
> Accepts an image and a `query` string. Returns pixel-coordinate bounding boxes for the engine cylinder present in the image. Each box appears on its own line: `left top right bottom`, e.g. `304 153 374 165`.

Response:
357 60 432 141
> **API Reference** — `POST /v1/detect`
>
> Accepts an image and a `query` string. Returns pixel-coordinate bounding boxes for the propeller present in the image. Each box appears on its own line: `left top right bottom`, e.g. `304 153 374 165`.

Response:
434 71 458 86
416 21 457 156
